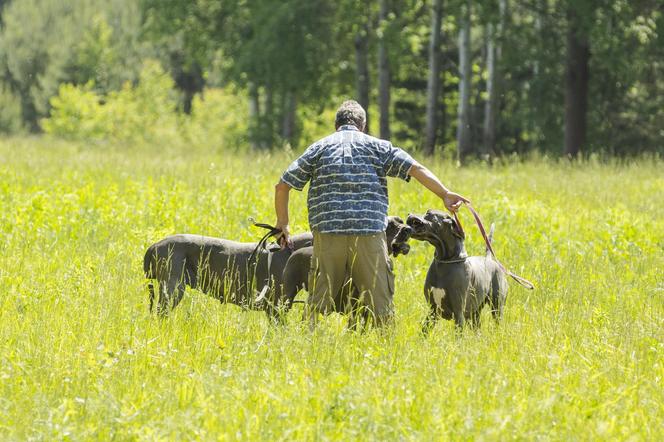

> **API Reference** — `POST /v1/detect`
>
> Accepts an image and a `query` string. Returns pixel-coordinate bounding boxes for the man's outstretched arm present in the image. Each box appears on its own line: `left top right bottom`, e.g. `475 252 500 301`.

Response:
408 162 470 212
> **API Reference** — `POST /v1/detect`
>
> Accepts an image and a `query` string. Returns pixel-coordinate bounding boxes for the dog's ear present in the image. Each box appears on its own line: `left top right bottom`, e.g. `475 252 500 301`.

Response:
442 217 464 240
451 218 465 239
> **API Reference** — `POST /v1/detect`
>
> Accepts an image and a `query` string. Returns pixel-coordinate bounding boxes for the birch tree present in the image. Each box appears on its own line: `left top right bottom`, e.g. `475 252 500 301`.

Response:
456 0 472 162
482 0 507 158
424 0 443 155
377 0 391 139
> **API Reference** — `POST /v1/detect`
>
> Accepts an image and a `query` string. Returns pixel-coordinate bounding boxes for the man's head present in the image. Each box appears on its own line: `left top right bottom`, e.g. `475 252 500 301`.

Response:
335 100 366 131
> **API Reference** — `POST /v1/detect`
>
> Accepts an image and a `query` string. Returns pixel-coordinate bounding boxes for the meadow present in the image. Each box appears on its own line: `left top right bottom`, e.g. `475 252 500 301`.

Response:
0 137 662 440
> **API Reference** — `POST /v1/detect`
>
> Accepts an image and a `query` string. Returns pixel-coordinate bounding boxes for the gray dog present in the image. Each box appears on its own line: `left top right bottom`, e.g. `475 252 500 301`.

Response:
143 231 313 316
407 209 507 332
274 216 413 324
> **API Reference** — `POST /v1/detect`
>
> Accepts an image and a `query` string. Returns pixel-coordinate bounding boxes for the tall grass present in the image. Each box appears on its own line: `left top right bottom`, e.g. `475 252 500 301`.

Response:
0 138 662 440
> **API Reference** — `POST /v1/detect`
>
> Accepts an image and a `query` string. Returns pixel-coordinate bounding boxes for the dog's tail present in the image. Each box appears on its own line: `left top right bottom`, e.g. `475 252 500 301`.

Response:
485 223 495 257
144 245 156 279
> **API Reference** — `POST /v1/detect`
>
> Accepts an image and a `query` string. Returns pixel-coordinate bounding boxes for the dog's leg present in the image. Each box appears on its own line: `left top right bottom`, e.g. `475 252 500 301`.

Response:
147 282 156 313
489 272 508 323
421 308 440 335
157 275 185 315
469 309 482 329
156 256 187 316
453 310 465 330
346 309 361 331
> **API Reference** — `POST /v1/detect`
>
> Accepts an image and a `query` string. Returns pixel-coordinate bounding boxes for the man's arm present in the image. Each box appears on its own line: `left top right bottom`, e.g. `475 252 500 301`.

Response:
408 162 470 212
274 180 293 248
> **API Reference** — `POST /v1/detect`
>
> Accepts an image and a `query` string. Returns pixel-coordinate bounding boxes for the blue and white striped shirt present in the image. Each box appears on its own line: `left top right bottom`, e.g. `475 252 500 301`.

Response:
281 125 415 234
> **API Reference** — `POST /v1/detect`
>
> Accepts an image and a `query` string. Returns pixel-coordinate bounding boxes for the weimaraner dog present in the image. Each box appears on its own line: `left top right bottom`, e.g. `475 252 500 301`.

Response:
143 231 313 316
273 216 412 325
406 209 507 332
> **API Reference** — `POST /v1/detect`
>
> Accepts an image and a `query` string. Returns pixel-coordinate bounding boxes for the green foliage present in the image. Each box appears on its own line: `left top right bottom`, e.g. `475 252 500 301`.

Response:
43 60 250 149
1 0 663 154
0 139 662 439
0 0 143 131
0 84 24 134
42 60 178 143
182 87 250 150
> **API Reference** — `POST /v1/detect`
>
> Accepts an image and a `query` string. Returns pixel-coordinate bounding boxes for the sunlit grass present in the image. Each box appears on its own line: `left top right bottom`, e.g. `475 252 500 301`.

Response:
0 137 662 440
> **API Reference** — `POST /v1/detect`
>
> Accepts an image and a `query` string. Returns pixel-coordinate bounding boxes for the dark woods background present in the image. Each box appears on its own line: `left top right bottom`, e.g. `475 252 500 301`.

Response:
0 0 662 160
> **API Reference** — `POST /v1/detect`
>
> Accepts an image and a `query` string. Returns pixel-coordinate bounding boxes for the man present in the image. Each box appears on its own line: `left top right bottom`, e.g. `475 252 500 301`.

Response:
275 100 469 329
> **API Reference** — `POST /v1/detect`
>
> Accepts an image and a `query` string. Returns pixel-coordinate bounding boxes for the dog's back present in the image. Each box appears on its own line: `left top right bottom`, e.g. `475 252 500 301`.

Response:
143 232 313 315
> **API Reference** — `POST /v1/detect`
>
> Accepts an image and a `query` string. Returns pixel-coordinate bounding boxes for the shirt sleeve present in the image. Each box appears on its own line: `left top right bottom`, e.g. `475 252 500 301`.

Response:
382 143 415 182
280 144 319 191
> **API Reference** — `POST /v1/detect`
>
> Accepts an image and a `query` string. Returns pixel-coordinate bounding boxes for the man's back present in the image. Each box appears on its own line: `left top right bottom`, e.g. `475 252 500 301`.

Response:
281 124 414 234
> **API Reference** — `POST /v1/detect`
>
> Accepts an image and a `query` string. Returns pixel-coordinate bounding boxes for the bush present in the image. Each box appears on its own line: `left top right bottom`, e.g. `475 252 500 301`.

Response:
0 85 25 134
183 87 249 150
42 60 178 143
42 59 250 148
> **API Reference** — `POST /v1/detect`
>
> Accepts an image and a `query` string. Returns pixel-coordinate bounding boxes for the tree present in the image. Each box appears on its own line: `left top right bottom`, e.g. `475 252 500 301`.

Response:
424 0 443 155
482 0 507 158
0 0 143 131
377 0 392 140
355 16 371 133
456 0 472 162
563 2 590 158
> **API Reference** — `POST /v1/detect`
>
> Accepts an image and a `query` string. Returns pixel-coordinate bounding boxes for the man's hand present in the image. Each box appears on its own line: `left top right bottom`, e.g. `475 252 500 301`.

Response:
408 163 470 213
443 191 470 213
275 222 293 250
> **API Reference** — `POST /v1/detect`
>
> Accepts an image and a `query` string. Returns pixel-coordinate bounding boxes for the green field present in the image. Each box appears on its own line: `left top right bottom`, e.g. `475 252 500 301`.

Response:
1 138 662 440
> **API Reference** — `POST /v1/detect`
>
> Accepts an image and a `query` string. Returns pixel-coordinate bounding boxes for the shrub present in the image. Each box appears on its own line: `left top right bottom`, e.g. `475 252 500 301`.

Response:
41 60 178 143
183 87 249 151
0 85 25 134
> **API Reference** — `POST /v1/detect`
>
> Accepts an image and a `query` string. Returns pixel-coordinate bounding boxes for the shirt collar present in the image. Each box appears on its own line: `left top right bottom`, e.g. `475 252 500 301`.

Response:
337 124 359 132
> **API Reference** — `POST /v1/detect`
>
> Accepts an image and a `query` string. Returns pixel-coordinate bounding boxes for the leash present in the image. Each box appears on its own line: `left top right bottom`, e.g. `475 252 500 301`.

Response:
248 221 282 269
246 221 283 307
453 203 535 290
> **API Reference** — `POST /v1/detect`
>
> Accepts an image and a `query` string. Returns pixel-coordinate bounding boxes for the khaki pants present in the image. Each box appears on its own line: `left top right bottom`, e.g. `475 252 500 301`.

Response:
307 231 395 320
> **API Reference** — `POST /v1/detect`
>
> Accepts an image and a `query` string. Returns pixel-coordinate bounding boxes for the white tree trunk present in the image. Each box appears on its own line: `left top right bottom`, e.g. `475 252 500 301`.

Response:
377 0 391 140
281 91 296 144
355 22 370 133
456 0 472 162
482 0 507 158
424 0 443 155
248 82 260 150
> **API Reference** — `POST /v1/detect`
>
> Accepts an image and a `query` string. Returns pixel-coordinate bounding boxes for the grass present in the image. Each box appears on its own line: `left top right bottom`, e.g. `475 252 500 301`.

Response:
0 137 662 440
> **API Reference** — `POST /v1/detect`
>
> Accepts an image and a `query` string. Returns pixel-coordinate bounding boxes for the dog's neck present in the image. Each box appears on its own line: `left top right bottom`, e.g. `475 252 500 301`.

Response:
432 235 467 263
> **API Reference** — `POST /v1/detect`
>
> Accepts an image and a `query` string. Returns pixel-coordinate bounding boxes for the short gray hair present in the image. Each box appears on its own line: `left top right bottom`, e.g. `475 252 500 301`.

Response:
335 100 366 130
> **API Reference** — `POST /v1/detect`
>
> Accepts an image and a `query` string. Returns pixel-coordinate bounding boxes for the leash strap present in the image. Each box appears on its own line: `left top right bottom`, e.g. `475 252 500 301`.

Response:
247 222 283 304
458 203 535 290
248 222 282 266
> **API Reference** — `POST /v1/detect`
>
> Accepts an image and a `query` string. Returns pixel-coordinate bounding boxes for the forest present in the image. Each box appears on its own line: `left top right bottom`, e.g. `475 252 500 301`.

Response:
1 0 662 159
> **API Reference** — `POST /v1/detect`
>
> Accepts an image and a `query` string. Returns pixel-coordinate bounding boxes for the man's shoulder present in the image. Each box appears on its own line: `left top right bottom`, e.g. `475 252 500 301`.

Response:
310 131 392 153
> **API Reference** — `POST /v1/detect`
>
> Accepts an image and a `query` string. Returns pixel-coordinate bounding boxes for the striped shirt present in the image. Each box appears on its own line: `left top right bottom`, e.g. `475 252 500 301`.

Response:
280 125 415 234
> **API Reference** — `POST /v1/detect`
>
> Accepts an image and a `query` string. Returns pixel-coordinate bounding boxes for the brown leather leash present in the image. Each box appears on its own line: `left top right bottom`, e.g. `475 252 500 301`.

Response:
453 203 535 290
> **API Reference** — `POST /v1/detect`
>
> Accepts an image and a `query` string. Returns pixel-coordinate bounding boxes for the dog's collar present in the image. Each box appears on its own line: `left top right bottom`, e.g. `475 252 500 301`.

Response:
434 256 467 264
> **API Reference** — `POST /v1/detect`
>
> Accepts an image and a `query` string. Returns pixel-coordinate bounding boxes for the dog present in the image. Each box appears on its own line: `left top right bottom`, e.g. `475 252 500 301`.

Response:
275 216 413 325
143 231 313 316
407 209 507 332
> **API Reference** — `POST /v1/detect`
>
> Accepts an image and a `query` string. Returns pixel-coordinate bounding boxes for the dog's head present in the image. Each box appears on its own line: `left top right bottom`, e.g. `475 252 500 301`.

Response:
386 216 413 257
406 209 465 259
